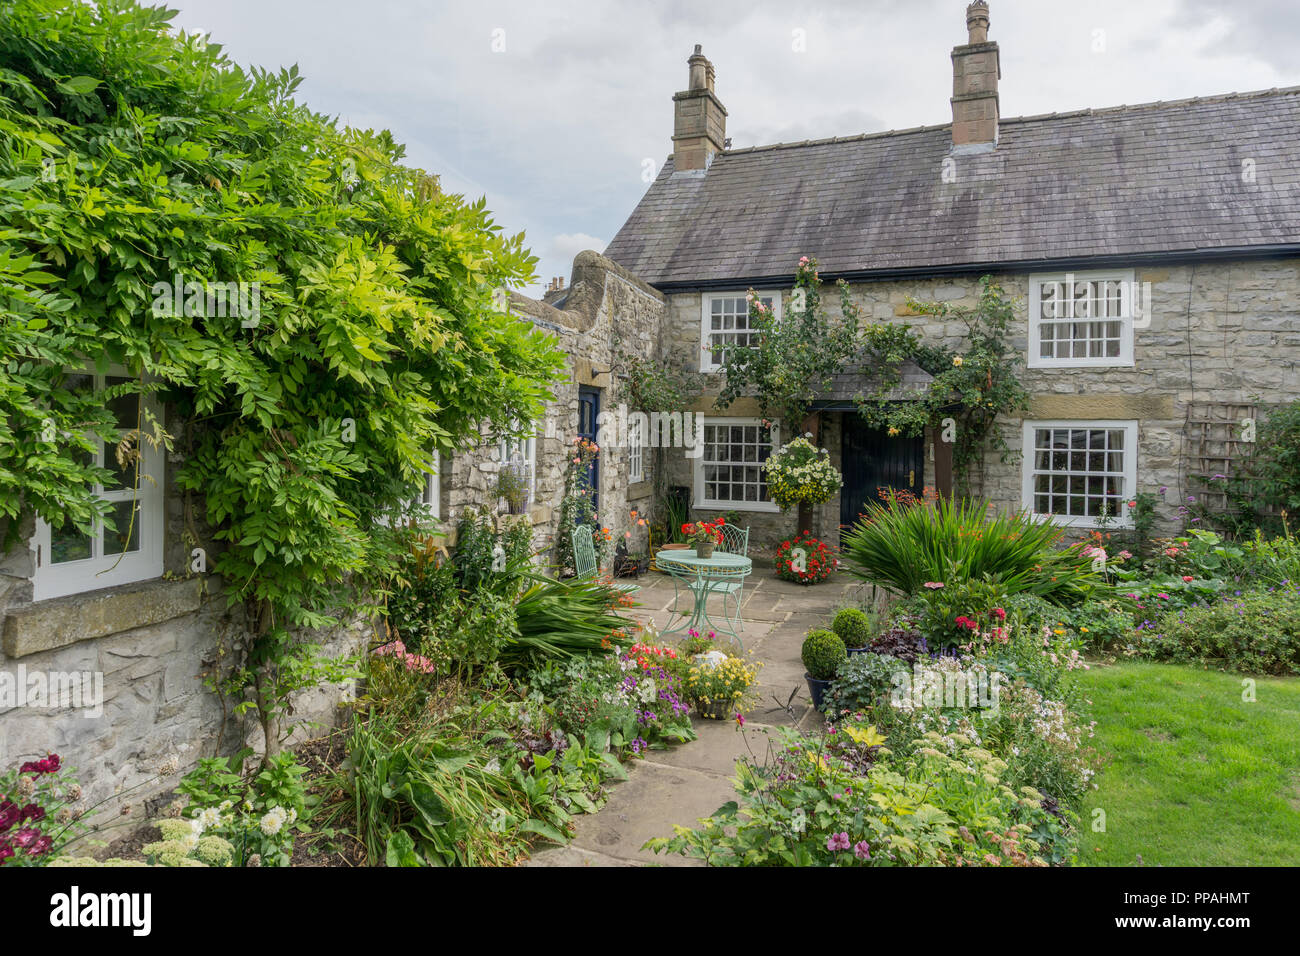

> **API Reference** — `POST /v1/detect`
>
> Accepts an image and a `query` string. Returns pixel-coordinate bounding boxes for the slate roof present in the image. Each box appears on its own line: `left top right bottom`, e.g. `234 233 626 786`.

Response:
603 88 1300 288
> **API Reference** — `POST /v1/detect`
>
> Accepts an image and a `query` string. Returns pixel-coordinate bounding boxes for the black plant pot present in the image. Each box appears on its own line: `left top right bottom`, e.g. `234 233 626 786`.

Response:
845 645 872 656
804 673 833 711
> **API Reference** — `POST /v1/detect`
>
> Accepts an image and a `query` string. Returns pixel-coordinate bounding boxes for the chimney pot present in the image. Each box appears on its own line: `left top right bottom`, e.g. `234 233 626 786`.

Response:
673 44 728 171
966 1 990 43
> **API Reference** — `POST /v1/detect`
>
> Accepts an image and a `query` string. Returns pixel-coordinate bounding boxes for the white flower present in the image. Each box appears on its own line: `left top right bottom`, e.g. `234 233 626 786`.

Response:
485 758 501 774
259 807 288 836
181 832 200 853
190 817 206 836
197 806 222 830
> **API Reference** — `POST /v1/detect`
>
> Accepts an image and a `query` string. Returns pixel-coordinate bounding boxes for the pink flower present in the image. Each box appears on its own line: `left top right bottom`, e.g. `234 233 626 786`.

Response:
991 607 1006 620
735 713 745 727
854 841 871 861
1156 593 1169 600
923 582 945 590
826 832 851 852
1118 550 1132 560
1182 575 1193 582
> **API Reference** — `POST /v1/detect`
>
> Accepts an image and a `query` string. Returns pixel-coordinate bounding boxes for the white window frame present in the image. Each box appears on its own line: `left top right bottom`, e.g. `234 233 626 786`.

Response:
693 417 780 513
628 416 645 484
1028 269 1136 369
1021 419 1138 529
31 368 165 601
700 291 781 373
497 423 536 507
413 451 441 521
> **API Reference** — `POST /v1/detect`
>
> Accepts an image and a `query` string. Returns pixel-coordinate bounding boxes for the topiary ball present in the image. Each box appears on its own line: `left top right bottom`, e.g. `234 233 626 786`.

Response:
801 629 847 681
831 607 873 648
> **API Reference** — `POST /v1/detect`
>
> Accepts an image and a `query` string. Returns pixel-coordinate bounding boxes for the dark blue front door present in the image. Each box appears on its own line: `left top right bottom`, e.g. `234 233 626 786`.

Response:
578 386 600 512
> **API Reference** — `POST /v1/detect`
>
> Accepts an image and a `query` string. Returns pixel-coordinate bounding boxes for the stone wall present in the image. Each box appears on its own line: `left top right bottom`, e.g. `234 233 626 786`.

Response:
659 257 1300 545
0 414 366 822
443 251 668 564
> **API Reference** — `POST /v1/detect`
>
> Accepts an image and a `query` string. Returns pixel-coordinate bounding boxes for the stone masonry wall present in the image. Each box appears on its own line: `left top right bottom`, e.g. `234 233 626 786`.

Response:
444 251 667 565
0 410 365 824
661 258 1300 546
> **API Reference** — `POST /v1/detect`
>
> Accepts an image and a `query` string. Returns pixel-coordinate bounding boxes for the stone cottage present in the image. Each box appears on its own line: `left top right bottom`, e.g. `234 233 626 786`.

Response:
592 0 1300 545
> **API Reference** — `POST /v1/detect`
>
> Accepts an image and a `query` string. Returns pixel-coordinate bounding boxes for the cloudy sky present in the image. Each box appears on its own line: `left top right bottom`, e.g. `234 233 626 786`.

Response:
163 0 1300 296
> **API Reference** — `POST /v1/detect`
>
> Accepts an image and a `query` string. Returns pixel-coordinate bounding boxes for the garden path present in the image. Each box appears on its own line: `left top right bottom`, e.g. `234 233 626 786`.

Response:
525 565 864 866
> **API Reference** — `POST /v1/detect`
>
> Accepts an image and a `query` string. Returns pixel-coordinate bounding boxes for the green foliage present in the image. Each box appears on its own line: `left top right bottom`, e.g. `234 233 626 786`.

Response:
831 607 875 648
645 722 1070 866
504 573 633 669
1138 585 1300 675
801 629 846 680
175 751 311 866
854 278 1030 492
763 436 842 510
0 0 564 755
1197 400 1300 535
823 652 909 717
715 256 860 429
841 493 1103 604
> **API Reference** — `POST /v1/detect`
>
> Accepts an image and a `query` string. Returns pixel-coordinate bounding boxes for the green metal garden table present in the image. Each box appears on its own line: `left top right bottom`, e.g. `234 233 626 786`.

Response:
655 549 753 646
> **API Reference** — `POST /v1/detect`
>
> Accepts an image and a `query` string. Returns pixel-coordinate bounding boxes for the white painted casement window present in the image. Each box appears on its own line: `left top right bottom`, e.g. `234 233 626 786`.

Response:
1022 420 1137 528
628 416 645 484
497 423 537 505
700 292 780 372
1028 270 1136 368
415 452 441 521
31 369 164 601
694 418 779 512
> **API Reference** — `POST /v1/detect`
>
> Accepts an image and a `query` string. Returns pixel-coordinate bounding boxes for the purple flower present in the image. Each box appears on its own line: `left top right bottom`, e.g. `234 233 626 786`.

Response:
854 841 871 861
826 832 851 852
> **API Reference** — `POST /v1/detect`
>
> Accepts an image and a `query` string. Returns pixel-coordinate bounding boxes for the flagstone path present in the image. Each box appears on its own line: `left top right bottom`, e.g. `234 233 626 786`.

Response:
526 565 869 866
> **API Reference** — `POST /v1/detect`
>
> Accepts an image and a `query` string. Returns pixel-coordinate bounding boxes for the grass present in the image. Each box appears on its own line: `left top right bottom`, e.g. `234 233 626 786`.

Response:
1076 660 1300 866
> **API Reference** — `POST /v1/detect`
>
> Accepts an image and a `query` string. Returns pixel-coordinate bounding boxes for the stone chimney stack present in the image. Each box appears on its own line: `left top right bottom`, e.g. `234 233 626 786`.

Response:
950 1 1000 151
672 44 728 171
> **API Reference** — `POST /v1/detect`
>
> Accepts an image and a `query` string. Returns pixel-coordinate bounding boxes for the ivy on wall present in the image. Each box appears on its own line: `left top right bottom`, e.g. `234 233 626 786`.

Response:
0 0 565 756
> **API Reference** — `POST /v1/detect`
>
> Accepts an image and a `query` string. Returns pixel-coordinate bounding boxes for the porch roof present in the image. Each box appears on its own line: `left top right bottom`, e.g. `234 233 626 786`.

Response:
810 357 933 411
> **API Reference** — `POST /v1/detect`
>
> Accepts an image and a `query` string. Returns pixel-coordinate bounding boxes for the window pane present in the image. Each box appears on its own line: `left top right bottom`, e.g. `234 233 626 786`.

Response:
106 375 138 431
104 500 141 555
50 521 92 564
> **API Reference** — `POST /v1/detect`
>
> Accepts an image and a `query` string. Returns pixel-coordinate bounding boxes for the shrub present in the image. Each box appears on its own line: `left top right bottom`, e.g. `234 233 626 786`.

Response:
801 630 846 680
645 723 1072 867
868 626 929 663
774 532 837 584
831 608 874 648
823 652 910 717
840 494 1102 603
1138 586 1300 675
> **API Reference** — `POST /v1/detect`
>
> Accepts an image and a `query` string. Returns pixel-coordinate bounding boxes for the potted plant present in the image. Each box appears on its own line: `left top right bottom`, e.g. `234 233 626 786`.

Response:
682 519 724 558
801 629 846 710
774 531 837 584
496 459 530 516
832 607 876 655
685 652 760 720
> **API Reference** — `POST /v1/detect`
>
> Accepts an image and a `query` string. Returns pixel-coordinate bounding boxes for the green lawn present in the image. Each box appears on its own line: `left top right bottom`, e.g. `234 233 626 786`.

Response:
1075 661 1300 866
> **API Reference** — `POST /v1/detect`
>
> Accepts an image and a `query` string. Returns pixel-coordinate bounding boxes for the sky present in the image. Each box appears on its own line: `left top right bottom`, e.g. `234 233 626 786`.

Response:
161 0 1300 296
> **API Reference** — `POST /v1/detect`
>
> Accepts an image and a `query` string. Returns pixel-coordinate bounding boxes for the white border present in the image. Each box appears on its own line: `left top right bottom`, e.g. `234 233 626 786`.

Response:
32 369 165 601
1020 419 1138 528
693 416 780 513
699 291 782 373
1027 269 1136 369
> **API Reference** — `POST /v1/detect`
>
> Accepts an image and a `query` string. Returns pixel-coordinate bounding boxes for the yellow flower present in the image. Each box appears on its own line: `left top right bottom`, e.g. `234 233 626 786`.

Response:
1053 629 1065 635
953 356 964 367
887 426 900 437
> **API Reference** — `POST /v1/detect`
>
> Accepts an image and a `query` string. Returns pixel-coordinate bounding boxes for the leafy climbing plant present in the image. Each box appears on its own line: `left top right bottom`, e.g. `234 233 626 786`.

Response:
0 0 565 759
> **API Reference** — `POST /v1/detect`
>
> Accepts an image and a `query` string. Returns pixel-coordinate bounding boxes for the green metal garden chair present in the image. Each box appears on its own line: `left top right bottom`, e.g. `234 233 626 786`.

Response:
702 523 749 629
571 526 638 594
